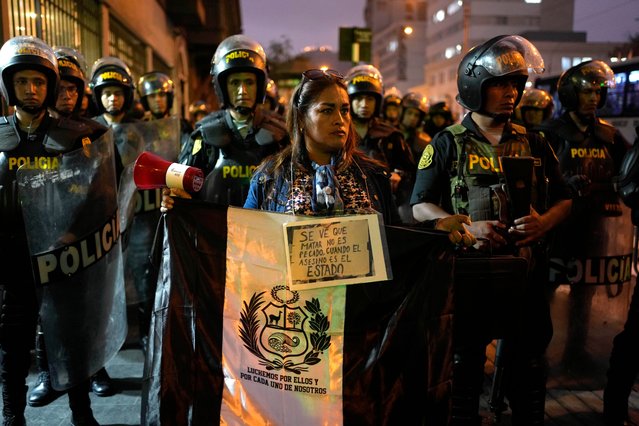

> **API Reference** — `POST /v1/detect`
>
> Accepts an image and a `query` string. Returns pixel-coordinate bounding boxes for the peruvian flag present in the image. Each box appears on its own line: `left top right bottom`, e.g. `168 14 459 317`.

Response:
142 200 454 425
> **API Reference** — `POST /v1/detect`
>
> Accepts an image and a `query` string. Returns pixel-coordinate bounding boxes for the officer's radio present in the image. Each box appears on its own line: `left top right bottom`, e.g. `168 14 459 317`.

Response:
500 156 534 223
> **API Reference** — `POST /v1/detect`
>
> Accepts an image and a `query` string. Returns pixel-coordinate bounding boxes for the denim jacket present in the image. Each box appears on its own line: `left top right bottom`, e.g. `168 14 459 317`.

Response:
244 156 400 225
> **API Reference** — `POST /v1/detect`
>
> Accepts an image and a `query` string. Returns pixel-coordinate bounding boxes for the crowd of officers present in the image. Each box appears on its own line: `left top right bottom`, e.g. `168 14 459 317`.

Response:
0 31 637 426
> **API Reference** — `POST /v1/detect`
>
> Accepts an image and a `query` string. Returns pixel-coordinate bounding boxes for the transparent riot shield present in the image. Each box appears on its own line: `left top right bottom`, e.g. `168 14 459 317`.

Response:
114 117 181 315
114 117 181 235
16 130 127 391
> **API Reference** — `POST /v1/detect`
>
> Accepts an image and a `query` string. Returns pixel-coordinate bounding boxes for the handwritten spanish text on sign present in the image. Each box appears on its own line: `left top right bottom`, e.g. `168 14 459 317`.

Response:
285 217 375 288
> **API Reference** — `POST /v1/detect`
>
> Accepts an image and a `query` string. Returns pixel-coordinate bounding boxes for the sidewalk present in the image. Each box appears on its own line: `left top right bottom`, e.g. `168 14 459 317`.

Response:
23 344 144 426
17 280 639 425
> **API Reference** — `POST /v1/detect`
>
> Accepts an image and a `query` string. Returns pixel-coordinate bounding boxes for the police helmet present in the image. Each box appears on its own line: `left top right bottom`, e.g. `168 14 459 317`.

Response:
0 36 59 107
517 88 554 121
429 101 453 120
557 60 615 110
89 56 135 114
345 64 384 116
265 78 279 109
210 34 267 109
54 47 86 111
383 86 402 108
189 100 209 116
137 71 175 112
401 92 429 116
456 35 544 112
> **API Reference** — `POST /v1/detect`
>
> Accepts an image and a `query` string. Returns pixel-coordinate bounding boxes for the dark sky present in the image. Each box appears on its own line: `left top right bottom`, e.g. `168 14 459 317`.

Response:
241 0 638 55
573 0 638 42
241 0 367 54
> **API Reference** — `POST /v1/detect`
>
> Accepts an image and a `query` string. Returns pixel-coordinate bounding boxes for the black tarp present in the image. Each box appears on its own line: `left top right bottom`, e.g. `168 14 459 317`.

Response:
142 200 455 425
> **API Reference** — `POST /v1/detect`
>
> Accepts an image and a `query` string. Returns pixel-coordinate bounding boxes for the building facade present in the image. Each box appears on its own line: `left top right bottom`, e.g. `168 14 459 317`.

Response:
0 0 241 120
365 0 624 121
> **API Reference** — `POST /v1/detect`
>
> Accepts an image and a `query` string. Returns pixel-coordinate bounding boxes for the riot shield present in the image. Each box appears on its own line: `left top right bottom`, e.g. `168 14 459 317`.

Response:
115 118 181 312
114 116 181 235
16 129 127 391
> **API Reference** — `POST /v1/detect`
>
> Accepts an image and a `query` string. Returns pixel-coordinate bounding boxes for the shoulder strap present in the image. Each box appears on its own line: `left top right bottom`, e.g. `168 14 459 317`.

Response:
444 124 467 177
446 123 467 136
510 122 527 135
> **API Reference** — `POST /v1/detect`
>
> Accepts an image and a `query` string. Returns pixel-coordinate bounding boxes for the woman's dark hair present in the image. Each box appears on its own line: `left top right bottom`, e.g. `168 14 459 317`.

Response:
259 74 375 178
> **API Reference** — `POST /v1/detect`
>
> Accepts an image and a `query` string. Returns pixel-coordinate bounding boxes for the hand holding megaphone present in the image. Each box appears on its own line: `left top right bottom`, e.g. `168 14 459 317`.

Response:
133 151 204 193
160 187 190 213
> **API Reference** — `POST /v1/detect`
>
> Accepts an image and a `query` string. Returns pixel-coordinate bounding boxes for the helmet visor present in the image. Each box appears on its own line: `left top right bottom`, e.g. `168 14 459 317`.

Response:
475 35 545 77
573 60 616 90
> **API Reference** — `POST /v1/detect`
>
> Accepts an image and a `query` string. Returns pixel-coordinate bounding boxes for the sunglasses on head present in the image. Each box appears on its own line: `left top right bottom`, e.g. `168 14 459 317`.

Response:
295 69 344 106
301 69 344 82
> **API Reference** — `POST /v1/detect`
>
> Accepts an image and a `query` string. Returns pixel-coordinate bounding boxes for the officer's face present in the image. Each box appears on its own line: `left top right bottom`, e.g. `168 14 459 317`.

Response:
100 86 125 114
432 114 447 127
13 69 47 110
148 92 168 117
351 94 376 120
226 72 257 109
523 108 544 126
385 104 400 122
483 78 519 116
402 108 422 129
55 79 79 114
576 87 601 118
81 93 89 114
303 85 351 163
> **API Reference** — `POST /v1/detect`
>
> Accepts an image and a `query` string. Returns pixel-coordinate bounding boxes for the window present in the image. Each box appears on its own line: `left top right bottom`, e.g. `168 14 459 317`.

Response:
8 0 101 69
109 17 146 81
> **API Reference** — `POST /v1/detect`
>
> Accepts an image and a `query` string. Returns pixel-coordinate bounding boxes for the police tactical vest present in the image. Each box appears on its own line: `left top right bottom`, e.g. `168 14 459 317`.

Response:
542 118 617 184
0 115 88 238
196 110 277 207
447 123 539 221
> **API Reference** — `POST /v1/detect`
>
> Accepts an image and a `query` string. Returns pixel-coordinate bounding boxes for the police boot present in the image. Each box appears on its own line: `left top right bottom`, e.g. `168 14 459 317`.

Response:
68 383 99 426
2 384 27 426
507 357 546 426
90 367 114 397
28 326 61 406
450 353 484 426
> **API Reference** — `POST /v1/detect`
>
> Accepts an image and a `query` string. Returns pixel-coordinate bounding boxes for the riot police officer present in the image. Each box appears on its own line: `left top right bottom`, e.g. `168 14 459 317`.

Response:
262 78 285 116
180 34 287 206
399 91 431 160
605 126 639 425
27 46 110 409
137 71 193 156
513 88 554 130
0 36 106 426
380 86 402 128
90 56 137 127
423 101 454 138
344 64 415 223
538 60 630 384
86 56 142 398
410 35 572 425
188 100 209 128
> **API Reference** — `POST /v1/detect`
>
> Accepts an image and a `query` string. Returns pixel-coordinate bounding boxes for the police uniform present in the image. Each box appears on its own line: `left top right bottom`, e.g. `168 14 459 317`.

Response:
182 108 281 206
358 117 414 222
538 112 628 255
0 113 106 422
410 113 571 423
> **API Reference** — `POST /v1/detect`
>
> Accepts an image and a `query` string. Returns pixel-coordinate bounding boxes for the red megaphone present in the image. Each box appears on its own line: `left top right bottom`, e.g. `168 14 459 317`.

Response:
133 151 204 193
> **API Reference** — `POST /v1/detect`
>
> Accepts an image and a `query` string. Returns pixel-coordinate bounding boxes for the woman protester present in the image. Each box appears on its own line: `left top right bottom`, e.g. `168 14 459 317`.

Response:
162 69 472 245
